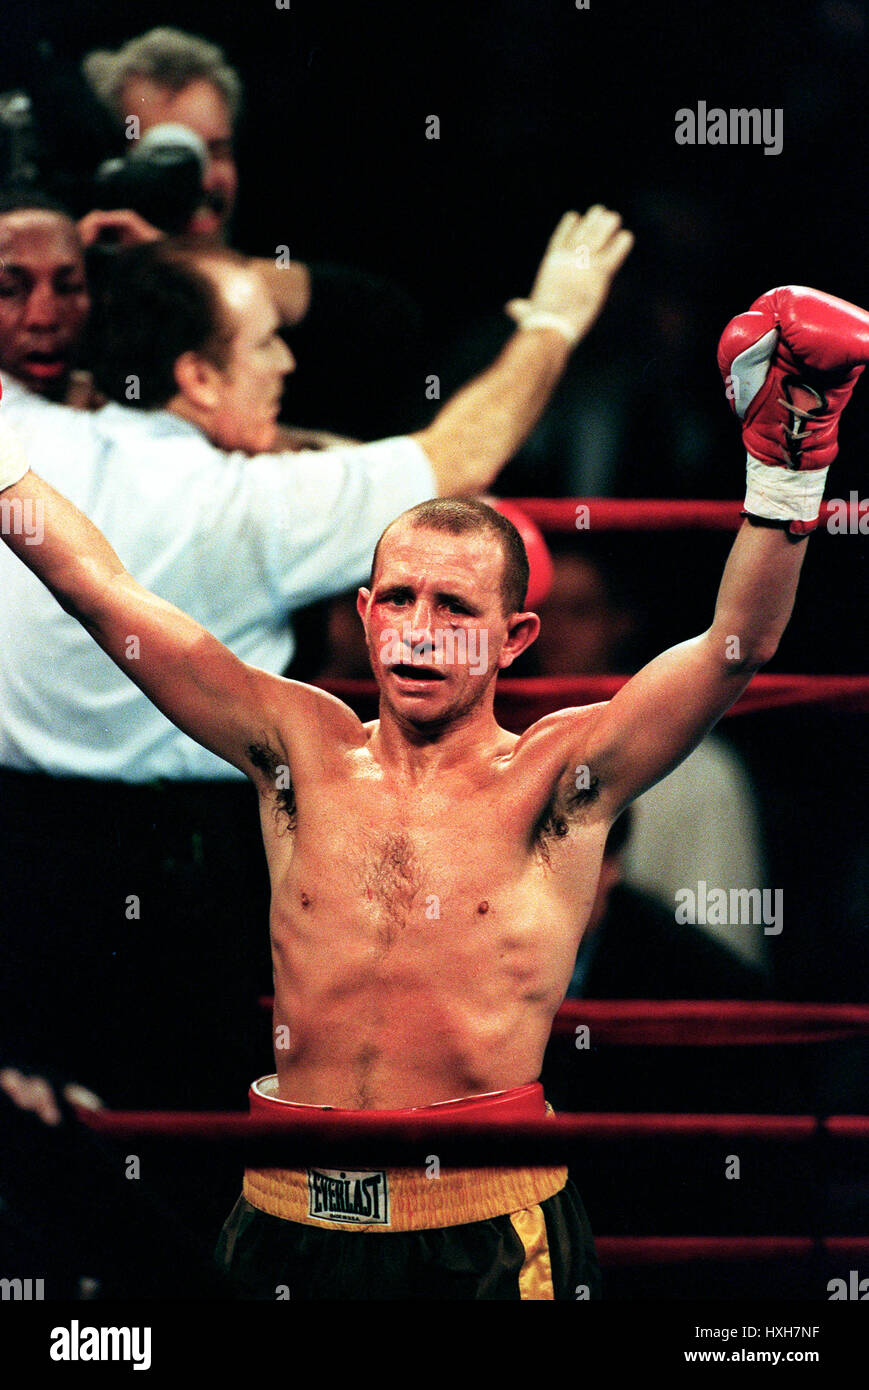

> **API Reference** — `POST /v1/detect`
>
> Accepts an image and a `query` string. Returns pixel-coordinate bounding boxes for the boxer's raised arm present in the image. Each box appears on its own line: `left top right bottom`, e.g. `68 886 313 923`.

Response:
253 258 311 327
411 206 633 496
576 522 807 816
573 281 869 817
0 469 286 775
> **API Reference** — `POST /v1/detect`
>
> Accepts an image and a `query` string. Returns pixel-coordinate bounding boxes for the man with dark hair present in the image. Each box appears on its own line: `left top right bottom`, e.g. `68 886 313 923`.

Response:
0 192 90 401
0 189 73 218
90 239 247 411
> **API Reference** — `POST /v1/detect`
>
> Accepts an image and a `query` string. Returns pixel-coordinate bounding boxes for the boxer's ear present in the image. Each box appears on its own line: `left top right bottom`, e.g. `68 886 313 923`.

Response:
497 611 540 669
356 587 371 625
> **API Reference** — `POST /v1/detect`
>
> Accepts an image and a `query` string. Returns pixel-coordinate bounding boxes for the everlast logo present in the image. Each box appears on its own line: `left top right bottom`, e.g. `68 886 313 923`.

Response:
307 1168 390 1225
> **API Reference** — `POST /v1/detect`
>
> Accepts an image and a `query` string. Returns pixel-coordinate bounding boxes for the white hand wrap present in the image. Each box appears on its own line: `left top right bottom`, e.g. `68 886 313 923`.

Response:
744 455 829 527
0 417 30 493
511 306 580 346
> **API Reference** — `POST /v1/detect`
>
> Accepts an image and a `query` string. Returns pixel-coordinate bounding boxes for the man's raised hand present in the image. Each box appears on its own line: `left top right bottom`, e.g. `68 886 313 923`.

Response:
76 208 163 249
505 205 634 347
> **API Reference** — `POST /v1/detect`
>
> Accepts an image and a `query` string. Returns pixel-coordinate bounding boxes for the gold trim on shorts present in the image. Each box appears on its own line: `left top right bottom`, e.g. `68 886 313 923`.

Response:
509 1206 556 1300
243 1161 568 1233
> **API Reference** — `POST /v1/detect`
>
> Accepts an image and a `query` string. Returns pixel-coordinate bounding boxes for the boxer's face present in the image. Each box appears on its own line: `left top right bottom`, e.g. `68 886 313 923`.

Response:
0 211 90 399
196 261 294 453
121 77 238 241
358 523 539 728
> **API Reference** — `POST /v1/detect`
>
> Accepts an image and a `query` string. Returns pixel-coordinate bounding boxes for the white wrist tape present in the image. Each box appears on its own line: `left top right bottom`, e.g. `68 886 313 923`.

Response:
513 309 579 346
0 418 30 493
744 455 828 526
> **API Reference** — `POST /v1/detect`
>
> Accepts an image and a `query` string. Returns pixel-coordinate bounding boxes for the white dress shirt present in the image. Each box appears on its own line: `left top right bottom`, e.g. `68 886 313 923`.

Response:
0 379 435 780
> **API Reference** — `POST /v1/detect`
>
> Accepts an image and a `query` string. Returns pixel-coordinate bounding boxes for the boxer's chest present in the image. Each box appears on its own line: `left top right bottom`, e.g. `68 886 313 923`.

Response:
282 768 539 933
324 779 519 906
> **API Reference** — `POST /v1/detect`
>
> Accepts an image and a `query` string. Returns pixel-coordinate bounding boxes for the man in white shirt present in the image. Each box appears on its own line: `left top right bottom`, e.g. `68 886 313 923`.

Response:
1 216 631 776
0 207 633 1105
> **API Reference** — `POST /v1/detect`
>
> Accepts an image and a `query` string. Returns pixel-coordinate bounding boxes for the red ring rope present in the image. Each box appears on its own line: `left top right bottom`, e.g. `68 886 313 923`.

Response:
255 998 869 1045
319 675 869 720
550 1001 869 1045
597 1237 869 1267
596 1236 815 1266
824 1117 869 1139
510 497 866 532
77 1110 821 1170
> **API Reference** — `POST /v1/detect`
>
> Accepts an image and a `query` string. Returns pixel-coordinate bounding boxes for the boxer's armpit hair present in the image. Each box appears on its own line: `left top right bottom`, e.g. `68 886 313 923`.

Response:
566 775 601 816
532 774 601 856
247 739 277 776
247 739 296 830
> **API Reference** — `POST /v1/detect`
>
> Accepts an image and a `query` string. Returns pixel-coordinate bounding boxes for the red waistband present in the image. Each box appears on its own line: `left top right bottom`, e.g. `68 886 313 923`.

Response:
248 1077 547 1121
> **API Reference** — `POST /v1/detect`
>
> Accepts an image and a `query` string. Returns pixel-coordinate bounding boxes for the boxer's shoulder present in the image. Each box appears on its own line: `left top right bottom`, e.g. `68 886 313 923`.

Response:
493 707 608 846
510 702 609 768
248 673 367 780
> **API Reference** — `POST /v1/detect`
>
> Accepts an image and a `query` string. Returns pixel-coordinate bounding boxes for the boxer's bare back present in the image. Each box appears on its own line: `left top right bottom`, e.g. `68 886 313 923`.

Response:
249 695 607 1109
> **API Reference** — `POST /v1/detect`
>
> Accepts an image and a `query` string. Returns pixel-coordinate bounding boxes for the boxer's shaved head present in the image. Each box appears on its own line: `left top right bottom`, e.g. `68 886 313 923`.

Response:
358 499 540 731
371 499 530 615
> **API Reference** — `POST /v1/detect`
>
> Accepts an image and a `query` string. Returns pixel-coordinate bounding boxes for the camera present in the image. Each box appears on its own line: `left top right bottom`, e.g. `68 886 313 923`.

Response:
93 124 208 237
0 84 207 237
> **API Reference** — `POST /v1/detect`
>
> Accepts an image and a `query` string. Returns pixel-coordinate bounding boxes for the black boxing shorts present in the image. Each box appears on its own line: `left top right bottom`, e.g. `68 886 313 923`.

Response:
215 1076 602 1301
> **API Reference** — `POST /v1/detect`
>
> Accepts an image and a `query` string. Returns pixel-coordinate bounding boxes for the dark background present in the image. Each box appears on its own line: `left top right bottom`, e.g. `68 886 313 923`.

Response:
4 0 869 330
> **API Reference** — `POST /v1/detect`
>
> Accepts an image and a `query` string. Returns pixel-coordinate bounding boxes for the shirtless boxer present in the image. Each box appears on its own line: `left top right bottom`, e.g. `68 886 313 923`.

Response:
1 283 866 1299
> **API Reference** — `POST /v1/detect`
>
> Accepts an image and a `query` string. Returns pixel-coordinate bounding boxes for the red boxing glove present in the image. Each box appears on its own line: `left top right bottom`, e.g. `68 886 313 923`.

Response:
487 498 554 608
0 373 31 493
717 286 869 533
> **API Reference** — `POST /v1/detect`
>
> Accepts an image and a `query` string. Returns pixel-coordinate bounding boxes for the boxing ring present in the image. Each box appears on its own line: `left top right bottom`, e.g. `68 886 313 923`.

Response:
78 497 869 1297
